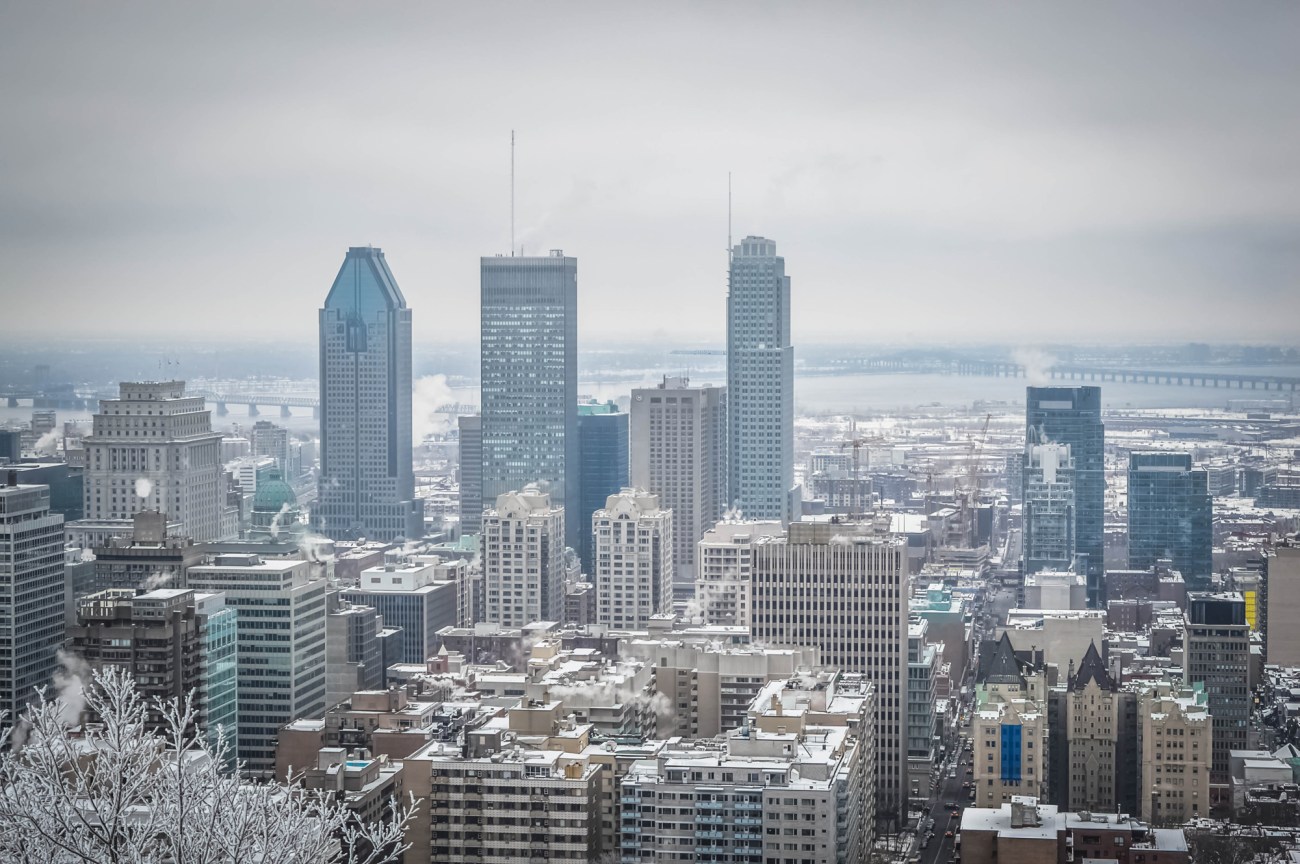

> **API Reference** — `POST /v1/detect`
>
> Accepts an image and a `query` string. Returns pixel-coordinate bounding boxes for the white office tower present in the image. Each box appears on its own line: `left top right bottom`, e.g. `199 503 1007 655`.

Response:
727 235 795 523
481 488 564 628
591 489 672 629
750 519 909 822
0 478 65 727
83 381 228 541
186 554 327 775
693 520 783 627
630 377 726 590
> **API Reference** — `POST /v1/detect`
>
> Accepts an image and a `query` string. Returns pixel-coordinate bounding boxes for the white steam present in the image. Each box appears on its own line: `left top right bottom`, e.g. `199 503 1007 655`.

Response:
1012 348 1058 387
298 533 335 563
681 596 706 625
135 477 153 499
143 570 174 591
34 428 62 456
721 504 744 522
269 502 292 539
54 650 91 727
412 374 456 442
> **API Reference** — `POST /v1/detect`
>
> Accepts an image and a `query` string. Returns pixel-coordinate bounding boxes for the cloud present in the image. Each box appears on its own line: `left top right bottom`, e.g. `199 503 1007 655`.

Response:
1012 349 1058 387
135 477 153 499
412 374 456 442
53 650 91 727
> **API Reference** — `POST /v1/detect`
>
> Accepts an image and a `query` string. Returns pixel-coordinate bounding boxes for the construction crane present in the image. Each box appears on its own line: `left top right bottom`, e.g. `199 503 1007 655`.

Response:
959 413 993 545
839 435 888 519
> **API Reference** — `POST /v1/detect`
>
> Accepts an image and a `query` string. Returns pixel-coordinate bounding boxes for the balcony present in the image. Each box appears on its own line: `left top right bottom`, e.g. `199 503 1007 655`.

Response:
735 800 762 811
695 814 724 824
735 816 762 826
697 800 724 810
695 830 724 840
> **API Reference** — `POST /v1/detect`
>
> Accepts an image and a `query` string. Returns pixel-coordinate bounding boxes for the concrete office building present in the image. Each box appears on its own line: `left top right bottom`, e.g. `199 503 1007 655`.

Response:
83 381 228 541
0 479 65 728
249 420 292 476
186 554 327 775
727 236 796 523
630 377 727 589
480 252 579 549
324 594 386 708
340 552 459 666
1183 592 1250 797
67 587 237 750
591 489 672 629
90 509 204 593
1137 681 1211 823
749 518 908 820
455 415 481 536
315 246 421 542
1025 386 1105 606
1266 542 1300 665
481 488 565 628
1021 442 1077 576
576 401 629 574
694 520 783 628
1128 452 1212 589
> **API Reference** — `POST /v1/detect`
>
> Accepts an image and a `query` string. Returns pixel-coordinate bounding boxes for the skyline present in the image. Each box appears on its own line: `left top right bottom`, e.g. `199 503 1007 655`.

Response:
2 3 1298 345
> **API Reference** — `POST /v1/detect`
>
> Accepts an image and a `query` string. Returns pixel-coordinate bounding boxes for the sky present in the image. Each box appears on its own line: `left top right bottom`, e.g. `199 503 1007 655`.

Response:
2 2 1298 347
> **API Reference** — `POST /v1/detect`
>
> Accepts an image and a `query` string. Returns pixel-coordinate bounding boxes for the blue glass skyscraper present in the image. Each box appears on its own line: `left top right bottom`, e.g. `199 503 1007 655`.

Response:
1025 386 1104 606
316 246 421 541
1128 451 1212 588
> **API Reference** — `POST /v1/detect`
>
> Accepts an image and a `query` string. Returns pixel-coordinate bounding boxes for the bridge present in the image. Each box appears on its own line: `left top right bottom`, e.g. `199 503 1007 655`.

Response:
801 358 1300 392
0 390 98 410
193 392 479 420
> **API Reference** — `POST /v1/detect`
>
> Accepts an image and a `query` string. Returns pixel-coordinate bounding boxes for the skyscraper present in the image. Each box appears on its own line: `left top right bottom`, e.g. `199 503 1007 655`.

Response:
316 246 421 542
1127 451 1212 589
727 236 795 523
630 376 727 591
0 477 64 728
83 381 228 541
480 252 579 549
575 401 628 573
1025 386 1104 606
750 519 908 821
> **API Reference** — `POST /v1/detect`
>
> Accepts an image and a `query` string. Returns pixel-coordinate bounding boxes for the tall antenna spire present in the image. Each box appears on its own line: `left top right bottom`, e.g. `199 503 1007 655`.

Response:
727 171 732 263
511 130 516 256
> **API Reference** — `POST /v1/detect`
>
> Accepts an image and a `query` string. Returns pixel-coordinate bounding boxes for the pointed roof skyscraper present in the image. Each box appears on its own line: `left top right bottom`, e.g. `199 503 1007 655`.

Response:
1069 640 1115 692
980 631 1029 687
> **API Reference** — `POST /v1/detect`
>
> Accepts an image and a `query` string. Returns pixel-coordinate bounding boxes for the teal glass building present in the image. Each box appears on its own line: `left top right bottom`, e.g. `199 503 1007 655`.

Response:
1127 452 1212 588
197 595 239 771
576 401 629 573
316 246 421 541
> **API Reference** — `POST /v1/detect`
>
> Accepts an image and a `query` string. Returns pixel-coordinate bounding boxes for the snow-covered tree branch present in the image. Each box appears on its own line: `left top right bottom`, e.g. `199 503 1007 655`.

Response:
0 665 415 864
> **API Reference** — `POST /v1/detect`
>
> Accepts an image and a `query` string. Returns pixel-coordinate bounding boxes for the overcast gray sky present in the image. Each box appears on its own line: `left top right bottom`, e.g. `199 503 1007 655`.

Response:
2 2 1298 346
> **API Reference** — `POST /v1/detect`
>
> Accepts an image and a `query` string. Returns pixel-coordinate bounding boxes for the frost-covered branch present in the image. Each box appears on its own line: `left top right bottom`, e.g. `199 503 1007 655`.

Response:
0 664 415 864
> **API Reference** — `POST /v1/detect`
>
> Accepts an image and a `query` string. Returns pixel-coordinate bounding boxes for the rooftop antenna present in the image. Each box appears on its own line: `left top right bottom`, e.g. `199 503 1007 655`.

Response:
511 130 516 256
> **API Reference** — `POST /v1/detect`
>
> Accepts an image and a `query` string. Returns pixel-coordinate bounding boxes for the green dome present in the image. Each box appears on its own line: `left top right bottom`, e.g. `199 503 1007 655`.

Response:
253 471 298 513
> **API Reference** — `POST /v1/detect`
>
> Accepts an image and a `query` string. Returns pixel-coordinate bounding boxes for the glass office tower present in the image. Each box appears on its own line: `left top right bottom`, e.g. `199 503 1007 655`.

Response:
1025 386 1104 606
480 252 579 549
727 236 795 523
316 246 421 541
1128 451 1212 588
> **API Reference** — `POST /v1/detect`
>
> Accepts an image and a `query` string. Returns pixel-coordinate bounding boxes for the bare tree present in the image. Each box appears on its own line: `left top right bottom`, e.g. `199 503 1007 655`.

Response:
0 665 415 864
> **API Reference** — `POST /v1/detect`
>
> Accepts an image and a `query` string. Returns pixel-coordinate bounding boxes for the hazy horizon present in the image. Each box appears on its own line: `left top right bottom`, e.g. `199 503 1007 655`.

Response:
3 2 1299 345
